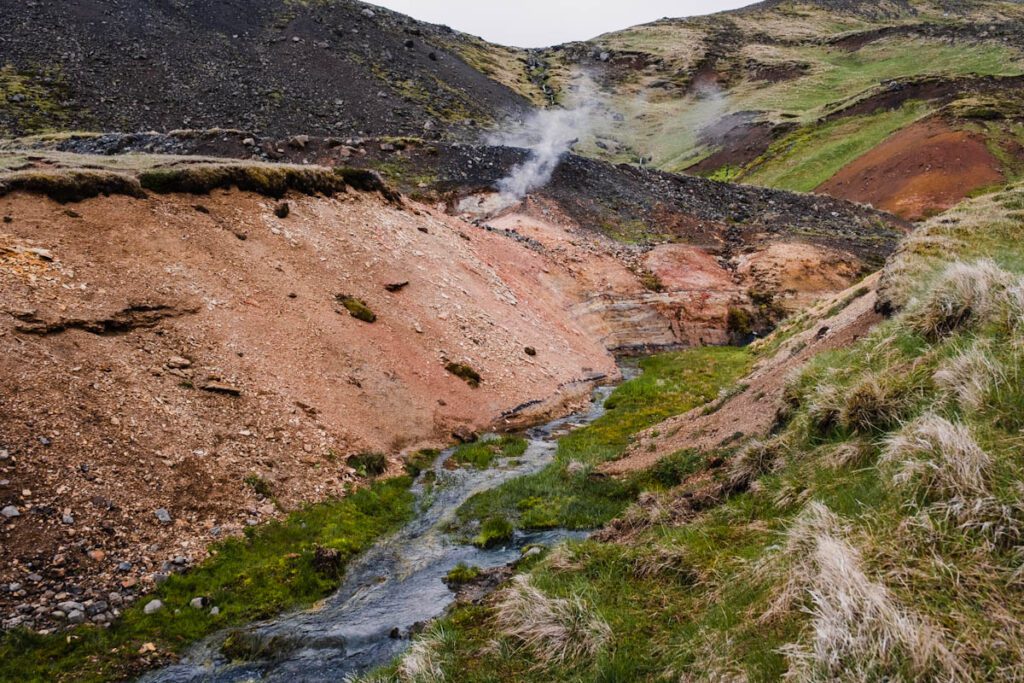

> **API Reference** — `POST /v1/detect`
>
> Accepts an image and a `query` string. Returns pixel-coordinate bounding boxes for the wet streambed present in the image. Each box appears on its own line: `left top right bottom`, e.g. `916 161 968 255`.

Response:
140 374 631 682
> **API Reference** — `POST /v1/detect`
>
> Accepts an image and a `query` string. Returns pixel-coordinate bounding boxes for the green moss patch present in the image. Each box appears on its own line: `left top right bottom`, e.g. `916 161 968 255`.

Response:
335 295 377 323
445 362 482 388
451 435 528 470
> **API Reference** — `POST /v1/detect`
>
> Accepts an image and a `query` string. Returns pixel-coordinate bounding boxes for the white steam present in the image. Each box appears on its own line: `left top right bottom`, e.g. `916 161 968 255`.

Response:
489 79 599 203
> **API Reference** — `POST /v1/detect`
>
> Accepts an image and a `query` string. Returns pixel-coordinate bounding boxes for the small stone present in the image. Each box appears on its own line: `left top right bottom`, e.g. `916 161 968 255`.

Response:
26 247 53 261
166 356 191 369
86 601 108 616
62 514 74 525
26 573 42 582
200 382 242 396
153 573 169 585
117 561 132 572
138 642 157 654
57 600 84 613
87 549 106 562
274 201 290 218
173 556 187 566
143 599 164 615
154 508 172 524
8 583 22 593
1 506 20 519
67 609 86 624
209 606 220 616
189 597 208 609
524 346 537 357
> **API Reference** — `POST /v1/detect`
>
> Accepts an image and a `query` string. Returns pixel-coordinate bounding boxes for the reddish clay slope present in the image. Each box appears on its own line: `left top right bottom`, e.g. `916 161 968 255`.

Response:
817 118 1003 221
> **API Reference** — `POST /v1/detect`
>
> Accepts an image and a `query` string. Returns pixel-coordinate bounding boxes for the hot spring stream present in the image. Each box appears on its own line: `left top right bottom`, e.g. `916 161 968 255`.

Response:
140 371 634 682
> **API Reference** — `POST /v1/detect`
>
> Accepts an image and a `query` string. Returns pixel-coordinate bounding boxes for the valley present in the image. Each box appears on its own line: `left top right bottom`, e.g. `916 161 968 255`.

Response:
1 0 1024 681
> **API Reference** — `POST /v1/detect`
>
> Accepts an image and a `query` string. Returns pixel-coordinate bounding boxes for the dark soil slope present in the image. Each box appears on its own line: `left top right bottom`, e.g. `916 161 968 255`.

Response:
0 0 530 138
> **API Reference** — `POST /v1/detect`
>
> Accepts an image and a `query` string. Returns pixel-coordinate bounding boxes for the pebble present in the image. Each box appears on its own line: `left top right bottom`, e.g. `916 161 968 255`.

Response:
143 599 164 615
154 508 172 524
210 606 220 616
62 514 74 525
117 561 132 572
67 610 86 624
166 356 191 369
86 601 108 616
189 597 208 609
1 506 20 519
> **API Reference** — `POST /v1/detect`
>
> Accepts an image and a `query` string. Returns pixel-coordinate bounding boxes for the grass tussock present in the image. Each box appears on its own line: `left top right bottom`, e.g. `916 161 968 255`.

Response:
493 575 612 665
933 342 1004 412
881 414 991 504
394 624 452 683
907 259 1013 339
777 503 962 682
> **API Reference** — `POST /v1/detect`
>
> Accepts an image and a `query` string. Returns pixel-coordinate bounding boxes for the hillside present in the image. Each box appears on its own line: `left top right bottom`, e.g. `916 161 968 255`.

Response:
472 0 1024 219
0 0 532 139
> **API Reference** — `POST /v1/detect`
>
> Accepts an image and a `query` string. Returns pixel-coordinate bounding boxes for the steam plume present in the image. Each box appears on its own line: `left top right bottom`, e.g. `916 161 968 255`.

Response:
489 78 598 203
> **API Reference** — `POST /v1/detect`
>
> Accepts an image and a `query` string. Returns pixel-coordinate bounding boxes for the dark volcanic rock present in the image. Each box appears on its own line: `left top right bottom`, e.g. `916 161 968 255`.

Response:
0 0 531 139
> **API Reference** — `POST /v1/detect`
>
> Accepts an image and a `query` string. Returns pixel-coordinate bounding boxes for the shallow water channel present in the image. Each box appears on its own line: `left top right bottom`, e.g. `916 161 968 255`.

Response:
141 371 634 682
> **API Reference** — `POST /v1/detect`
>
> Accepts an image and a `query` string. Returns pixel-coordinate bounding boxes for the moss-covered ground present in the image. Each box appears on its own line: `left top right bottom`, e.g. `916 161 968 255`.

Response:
0 478 416 683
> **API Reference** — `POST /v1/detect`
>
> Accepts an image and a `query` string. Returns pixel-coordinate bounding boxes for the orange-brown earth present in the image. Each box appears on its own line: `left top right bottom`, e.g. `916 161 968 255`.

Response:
817 118 1004 221
0 182 883 629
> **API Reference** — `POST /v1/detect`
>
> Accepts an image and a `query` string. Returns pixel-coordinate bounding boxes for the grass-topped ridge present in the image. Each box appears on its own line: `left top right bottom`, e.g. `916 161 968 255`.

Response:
0 170 146 203
0 153 403 204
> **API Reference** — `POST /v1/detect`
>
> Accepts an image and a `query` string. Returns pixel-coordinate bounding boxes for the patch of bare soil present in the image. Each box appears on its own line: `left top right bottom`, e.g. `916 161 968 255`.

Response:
600 273 882 476
816 117 1003 220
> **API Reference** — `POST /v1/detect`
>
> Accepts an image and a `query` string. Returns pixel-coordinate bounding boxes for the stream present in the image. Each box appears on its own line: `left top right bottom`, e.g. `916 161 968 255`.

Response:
140 370 634 682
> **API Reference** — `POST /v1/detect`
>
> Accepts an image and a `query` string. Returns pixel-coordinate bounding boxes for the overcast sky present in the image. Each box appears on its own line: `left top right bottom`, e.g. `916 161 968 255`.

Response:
366 1 759 48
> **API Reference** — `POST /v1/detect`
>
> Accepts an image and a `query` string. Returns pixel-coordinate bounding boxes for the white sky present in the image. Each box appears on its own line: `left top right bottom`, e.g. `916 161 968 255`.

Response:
366 1 759 48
